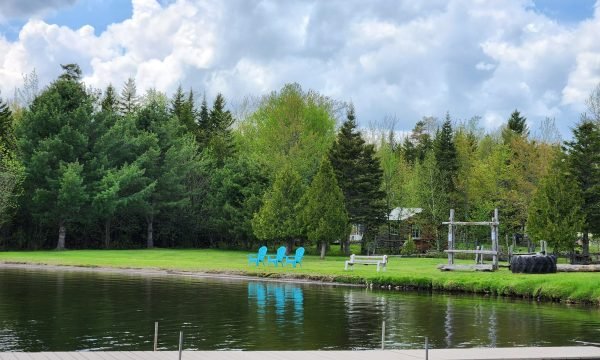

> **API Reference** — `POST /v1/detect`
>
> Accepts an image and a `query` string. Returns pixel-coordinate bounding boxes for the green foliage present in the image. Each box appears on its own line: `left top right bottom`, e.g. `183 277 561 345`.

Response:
252 165 305 243
502 109 529 143
329 105 386 252
564 120 600 236
16 65 94 247
240 83 337 182
434 114 458 199
527 155 585 253
401 236 417 255
0 94 15 154
0 147 24 229
118 78 140 116
299 156 348 258
101 84 118 113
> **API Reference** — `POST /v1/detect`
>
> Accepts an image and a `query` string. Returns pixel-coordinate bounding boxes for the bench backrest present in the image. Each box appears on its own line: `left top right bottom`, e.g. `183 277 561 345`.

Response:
350 254 387 263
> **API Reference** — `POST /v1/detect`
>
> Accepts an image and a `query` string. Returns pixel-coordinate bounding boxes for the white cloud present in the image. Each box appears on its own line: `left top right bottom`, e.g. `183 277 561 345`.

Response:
0 0 599 136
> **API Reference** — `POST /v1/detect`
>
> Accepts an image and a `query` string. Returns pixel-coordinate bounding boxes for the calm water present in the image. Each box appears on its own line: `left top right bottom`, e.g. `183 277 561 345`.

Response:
1 268 599 351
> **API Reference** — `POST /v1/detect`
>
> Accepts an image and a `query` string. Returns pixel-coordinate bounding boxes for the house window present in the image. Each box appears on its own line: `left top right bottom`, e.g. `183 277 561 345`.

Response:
411 224 420 239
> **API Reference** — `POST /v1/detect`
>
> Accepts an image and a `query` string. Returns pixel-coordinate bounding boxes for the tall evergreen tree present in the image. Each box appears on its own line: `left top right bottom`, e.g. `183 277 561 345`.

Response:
17 64 93 248
0 93 15 154
329 104 386 254
503 109 529 143
170 86 198 136
101 84 118 113
300 156 348 258
118 78 140 116
564 120 600 257
252 165 305 254
434 114 458 203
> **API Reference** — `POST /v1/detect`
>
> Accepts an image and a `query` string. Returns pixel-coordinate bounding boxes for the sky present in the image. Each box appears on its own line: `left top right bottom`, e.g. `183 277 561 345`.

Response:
0 0 599 138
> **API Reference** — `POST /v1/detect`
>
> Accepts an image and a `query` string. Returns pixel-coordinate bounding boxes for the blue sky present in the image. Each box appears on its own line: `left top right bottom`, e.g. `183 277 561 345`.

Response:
1 0 599 139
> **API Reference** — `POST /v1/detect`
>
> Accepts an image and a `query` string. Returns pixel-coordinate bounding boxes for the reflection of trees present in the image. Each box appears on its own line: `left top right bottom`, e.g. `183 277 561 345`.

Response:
2 269 600 351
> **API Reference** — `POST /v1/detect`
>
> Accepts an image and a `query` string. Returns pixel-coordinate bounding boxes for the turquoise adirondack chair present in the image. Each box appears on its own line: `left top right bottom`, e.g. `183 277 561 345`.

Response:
248 246 268 266
267 246 287 267
285 247 305 268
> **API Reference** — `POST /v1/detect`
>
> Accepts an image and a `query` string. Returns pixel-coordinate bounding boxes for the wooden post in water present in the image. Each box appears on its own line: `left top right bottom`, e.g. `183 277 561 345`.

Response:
425 336 429 360
153 322 158 351
178 331 183 360
381 321 385 350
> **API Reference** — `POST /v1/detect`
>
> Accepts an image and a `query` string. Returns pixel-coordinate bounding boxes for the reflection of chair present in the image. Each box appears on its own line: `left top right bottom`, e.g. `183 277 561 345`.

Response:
248 246 268 266
267 246 287 267
285 247 305 268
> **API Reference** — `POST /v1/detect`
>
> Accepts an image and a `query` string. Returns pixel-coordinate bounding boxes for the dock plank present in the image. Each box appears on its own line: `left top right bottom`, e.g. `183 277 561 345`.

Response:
4 347 600 360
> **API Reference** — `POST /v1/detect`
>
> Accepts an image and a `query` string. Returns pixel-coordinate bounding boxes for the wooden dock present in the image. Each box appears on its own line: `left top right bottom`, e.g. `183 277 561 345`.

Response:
3 347 600 360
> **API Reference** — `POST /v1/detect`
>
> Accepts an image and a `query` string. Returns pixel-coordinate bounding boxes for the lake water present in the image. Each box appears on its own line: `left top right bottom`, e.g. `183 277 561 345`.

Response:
0 268 599 351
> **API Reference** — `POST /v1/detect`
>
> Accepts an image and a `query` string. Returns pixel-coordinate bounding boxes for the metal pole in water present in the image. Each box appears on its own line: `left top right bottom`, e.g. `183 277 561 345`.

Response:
381 320 385 350
425 337 429 360
153 322 158 352
178 331 183 360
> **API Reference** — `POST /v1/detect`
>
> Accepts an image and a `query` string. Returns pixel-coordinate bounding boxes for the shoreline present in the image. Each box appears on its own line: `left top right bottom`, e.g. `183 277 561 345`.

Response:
0 261 363 287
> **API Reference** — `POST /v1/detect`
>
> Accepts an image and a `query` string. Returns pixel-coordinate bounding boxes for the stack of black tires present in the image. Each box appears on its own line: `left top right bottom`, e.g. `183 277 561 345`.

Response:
511 254 557 274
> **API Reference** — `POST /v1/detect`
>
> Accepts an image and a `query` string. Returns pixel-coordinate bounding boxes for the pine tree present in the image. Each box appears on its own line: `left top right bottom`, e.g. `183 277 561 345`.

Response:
101 84 118 113
434 114 458 202
252 165 305 254
205 93 235 164
329 104 386 254
118 78 139 116
170 86 197 135
0 93 15 154
17 64 93 248
564 120 600 256
503 109 529 143
299 156 348 259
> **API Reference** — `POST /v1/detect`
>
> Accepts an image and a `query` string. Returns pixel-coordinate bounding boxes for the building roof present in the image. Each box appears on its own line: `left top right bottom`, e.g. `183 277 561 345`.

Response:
388 207 423 221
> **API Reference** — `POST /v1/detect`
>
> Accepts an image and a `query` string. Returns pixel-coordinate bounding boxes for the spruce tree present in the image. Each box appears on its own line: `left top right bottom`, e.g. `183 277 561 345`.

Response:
170 86 197 135
206 94 235 164
434 114 458 200
299 156 348 259
17 64 93 248
503 109 529 143
118 77 139 116
0 93 15 154
564 120 600 256
329 104 386 254
101 84 118 113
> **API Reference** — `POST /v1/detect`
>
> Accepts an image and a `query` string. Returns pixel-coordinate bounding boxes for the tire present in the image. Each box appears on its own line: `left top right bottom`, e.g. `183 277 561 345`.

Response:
511 255 557 274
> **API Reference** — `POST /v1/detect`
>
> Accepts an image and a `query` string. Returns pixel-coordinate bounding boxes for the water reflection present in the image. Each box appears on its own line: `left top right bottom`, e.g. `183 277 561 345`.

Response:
247 283 304 323
1 268 600 351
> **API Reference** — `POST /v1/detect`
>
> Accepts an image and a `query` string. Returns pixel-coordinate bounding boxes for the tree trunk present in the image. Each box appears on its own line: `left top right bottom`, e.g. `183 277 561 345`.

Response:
582 230 589 258
320 241 327 259
57 221 66 250
104 219 111 249
147 217 154 248
286 238 294 255
344 239 350 256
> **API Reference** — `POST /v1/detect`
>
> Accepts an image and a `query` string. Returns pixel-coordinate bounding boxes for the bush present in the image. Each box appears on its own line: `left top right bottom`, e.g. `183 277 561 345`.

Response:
401 237 417 256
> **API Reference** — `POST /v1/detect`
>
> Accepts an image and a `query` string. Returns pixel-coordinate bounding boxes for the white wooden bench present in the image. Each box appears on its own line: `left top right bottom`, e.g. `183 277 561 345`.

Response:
344 254 388 272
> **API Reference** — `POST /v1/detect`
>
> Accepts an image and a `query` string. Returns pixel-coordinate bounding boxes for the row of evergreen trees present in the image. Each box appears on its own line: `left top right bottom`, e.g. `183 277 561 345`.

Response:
0 64 598 257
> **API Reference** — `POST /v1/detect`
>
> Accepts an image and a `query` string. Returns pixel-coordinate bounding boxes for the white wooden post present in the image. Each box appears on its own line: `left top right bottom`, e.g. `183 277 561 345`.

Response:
492 209 498 270
448 209 455 265
153 322 158 351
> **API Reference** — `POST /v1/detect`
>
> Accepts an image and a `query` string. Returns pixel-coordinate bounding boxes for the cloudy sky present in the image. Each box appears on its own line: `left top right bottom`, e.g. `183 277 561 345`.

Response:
0 0 599 137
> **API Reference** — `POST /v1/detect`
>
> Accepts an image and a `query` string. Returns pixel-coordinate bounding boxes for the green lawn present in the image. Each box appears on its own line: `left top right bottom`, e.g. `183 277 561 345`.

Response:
1 248 600 305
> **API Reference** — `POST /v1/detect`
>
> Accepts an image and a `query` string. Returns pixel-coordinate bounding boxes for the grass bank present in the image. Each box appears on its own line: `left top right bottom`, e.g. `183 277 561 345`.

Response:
1 249 599 305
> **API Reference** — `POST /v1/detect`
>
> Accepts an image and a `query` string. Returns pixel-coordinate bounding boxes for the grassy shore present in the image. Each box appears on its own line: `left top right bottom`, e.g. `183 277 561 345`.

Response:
1 248 599 305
